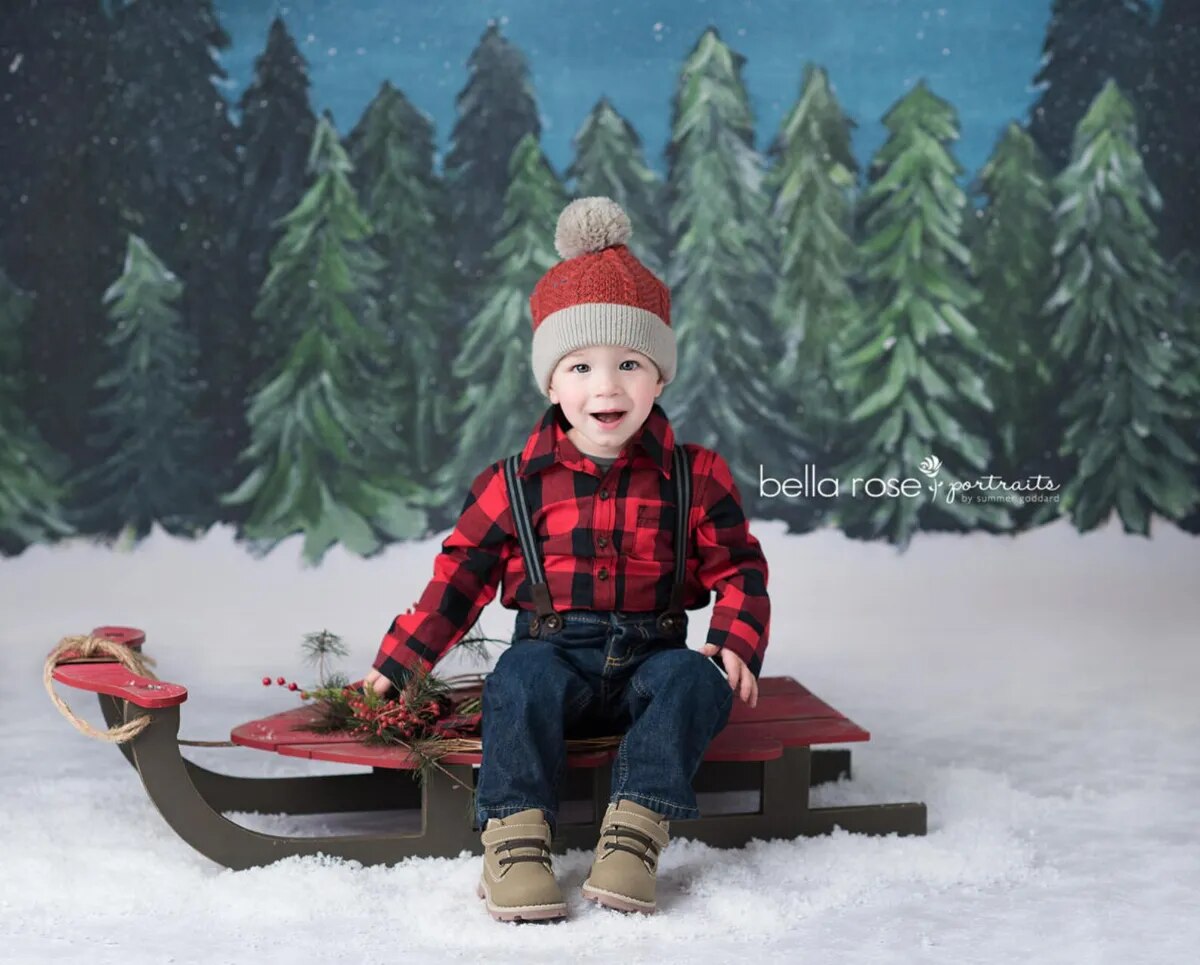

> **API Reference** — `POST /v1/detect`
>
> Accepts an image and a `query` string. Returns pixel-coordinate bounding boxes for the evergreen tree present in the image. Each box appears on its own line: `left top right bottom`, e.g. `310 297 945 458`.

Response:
1046 80 1200 533
1173 251 1200 534
764 64 860 472
224 115 426 563
0 268 72 555
1142 0 1200 260
1028 0 1154 171
1 0 123 466
79 235 209 540
345 81 458 524
104 0 241 500
231 15 318 471
831 81 1012 549
444 21 542 287
433 133 566 504
566 97 670 276
969 122 1063 525
664 27 816 527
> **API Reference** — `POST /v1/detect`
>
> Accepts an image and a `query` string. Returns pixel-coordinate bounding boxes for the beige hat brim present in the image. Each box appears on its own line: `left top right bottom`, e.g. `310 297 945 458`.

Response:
531 303 676 396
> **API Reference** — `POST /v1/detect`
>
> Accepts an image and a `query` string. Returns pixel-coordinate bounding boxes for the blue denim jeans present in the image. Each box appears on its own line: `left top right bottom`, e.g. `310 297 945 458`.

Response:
475 609 735 834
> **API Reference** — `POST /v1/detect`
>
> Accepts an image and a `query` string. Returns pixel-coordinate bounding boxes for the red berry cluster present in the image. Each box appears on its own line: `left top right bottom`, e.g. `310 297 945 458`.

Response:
261 674 309 699
341 688 447 741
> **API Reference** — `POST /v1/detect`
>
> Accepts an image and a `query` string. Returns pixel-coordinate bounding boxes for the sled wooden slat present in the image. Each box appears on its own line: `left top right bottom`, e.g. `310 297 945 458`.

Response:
275 733 785 769
755 676 812 696
278 742 484 768
230 706 360 751
721 718 870 747
728 691 859 727
700 731 784 762
278 741 616 770
51 662 188 709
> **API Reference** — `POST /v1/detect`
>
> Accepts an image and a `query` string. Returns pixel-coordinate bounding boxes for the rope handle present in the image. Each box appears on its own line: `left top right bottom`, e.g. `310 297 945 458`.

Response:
43 633 160 744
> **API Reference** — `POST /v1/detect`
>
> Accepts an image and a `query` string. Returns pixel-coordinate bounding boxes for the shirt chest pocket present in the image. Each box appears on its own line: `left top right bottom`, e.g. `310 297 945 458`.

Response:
630 503 674 560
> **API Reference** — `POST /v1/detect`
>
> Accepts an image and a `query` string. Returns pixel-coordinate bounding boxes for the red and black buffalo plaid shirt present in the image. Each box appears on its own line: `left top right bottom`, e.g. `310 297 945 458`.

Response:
373 401 771 682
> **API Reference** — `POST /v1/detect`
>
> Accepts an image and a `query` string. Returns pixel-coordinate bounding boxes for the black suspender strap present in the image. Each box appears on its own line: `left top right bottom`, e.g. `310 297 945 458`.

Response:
504 454 562 636
656 443 691 637
503 446 692 639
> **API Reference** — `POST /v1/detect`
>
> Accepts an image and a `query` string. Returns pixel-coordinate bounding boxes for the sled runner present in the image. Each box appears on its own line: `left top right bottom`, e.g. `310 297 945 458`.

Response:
47 627 927 871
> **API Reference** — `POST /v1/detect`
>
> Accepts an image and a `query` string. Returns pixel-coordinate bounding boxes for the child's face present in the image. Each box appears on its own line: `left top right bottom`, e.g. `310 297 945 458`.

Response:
547 345 664 458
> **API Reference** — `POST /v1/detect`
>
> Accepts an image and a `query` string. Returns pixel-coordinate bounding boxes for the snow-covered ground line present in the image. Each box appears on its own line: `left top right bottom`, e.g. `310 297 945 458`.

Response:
2 517 1197 964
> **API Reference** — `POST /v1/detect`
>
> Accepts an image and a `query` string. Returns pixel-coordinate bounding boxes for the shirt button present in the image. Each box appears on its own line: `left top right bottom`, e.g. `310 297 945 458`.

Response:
597 536 608 548
598 567 609 581
599 489 609 500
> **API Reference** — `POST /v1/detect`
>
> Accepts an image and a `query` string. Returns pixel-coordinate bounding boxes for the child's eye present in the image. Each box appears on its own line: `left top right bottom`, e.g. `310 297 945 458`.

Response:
620 360 640 371
570 363 589 373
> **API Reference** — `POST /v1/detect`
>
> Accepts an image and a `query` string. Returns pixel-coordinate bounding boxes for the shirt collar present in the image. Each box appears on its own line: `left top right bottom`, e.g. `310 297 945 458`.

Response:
518 402 676 479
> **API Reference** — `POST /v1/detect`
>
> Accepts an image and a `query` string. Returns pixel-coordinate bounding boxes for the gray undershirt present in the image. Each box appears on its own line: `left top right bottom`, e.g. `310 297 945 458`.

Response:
588 454 618 472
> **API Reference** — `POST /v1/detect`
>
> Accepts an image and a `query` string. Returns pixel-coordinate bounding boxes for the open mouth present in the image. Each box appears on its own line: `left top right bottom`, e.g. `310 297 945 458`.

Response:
590 410 627 427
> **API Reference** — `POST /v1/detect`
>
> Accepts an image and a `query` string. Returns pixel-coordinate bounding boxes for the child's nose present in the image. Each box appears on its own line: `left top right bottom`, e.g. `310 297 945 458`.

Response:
593 371 621 393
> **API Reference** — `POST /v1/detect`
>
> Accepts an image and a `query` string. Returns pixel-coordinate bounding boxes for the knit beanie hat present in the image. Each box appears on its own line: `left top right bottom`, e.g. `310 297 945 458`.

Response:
528 197 675 397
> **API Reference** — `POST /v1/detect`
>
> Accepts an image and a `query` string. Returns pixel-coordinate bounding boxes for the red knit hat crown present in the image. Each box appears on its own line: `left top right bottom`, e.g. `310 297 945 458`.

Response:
528 197 674 396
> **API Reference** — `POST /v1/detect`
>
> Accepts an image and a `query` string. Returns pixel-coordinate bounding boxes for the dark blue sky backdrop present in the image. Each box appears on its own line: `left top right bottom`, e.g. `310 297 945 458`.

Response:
211 1 1155 183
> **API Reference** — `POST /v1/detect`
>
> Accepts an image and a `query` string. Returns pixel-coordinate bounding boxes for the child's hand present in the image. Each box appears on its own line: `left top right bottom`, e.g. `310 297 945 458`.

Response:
363 668 394 697
699 644 758 708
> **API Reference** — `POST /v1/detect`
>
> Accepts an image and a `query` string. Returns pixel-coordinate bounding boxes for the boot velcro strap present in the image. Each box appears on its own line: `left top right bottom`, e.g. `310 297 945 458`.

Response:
481 822 550 848
603 811 670 850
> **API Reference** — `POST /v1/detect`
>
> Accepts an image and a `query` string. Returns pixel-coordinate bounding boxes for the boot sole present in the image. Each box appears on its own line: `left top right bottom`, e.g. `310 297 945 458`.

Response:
476 880 567 922
580 879 657 914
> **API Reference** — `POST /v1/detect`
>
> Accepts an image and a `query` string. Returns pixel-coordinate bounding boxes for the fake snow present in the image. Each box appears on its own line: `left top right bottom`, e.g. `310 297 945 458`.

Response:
2 516 1197 963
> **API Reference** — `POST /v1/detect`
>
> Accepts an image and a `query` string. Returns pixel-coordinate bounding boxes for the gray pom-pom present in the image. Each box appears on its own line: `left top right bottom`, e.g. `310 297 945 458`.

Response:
554 197 632 259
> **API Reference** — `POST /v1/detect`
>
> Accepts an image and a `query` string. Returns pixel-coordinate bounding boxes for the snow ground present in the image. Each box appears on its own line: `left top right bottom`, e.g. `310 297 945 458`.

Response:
1 517 1198 964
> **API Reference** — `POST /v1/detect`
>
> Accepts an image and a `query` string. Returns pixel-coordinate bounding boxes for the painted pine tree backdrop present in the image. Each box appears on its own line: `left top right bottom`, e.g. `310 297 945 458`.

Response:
2 1 1199 561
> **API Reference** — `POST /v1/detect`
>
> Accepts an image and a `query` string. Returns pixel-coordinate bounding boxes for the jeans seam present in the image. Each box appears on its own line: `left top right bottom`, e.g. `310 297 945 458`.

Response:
478 803 550 820
612 790 699 816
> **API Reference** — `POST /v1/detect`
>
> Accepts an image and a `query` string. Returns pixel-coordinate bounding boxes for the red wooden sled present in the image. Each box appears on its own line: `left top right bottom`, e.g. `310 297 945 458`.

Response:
50 627 926 870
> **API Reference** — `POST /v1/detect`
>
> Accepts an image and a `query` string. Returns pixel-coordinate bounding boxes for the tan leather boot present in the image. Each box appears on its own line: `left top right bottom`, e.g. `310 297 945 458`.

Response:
581 799 670 914
475 808 567 922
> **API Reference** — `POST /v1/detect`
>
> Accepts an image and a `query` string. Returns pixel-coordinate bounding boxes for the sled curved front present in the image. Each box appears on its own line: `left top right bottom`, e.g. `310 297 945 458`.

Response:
102 696 479 870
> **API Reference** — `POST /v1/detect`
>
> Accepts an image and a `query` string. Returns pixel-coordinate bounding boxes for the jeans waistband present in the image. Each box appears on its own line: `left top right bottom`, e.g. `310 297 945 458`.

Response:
513 608 679 628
